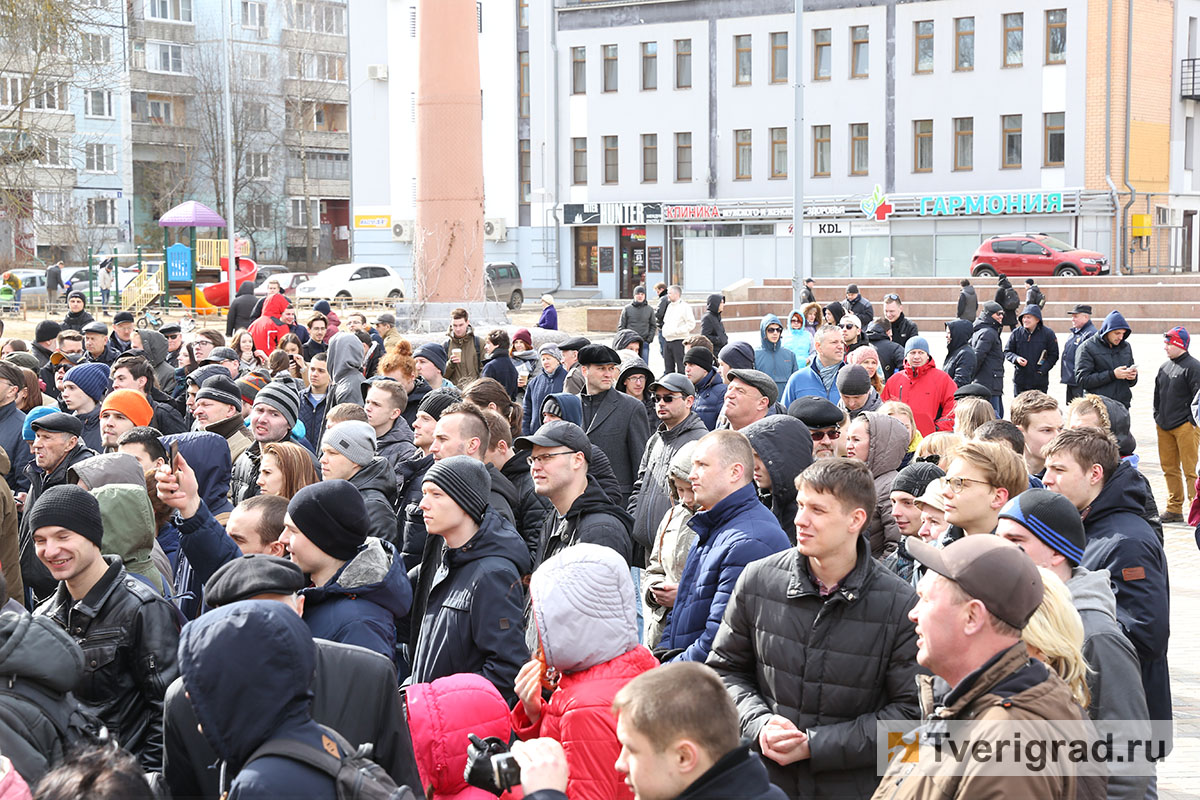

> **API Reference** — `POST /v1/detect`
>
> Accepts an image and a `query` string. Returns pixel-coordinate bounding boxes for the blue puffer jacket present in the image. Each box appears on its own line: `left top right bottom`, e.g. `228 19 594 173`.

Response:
660 483 789 662
691 368 726 430
180 602 337 800
523 364 566 436
302 537 412 663
754 314 798 399
781 360 842 408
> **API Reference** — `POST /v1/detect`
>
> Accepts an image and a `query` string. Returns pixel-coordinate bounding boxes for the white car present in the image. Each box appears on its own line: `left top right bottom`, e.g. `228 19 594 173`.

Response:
296 263 405 302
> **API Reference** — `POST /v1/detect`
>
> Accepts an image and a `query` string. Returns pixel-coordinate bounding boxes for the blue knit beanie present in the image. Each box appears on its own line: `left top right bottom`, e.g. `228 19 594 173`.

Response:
64 362 111 404
904 337 931 356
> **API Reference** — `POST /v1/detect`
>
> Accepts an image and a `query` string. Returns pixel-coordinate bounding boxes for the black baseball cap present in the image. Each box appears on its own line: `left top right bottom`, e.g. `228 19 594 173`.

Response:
514 420 591 462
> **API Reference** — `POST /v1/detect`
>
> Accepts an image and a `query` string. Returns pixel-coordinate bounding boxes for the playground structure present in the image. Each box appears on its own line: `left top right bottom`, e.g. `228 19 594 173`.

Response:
150 201 258 315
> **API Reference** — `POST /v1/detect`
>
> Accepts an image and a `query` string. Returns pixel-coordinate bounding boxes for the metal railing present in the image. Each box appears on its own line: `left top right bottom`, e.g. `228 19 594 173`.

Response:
1183 59 1200 100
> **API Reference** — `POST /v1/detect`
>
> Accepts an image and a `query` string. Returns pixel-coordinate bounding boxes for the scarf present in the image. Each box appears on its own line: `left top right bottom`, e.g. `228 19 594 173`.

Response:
817 361 840 391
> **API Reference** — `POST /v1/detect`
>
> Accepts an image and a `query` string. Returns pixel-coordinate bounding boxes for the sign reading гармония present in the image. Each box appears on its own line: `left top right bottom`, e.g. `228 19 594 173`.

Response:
919 192 1066 216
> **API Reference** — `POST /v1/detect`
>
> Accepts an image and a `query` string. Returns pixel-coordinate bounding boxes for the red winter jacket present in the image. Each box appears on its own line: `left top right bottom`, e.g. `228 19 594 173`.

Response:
881 360 957 435
248 294 291 355
406 673 521 800
511 647 658 800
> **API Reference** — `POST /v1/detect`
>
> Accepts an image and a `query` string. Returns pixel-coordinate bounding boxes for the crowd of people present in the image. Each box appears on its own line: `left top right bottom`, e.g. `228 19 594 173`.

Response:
0 273 1182 800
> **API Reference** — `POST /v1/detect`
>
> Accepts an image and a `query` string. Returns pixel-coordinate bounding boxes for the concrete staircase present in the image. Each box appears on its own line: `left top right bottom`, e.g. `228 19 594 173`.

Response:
586 275 1200 336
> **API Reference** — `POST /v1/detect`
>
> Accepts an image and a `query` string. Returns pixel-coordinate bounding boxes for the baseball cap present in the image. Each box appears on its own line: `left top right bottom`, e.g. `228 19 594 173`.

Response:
648 373 696 398
907 535 1044 629
202 346 239 364
513 420 591 462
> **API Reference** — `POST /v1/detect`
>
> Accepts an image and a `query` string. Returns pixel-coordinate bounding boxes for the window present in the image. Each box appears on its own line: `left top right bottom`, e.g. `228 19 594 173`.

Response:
603 135 618 183
1004 13 1023 66
241 1 265 27
148 98 175 124
519 138 531 202
641 42 657 90
572 138 587 184
35 192 71 224
675 40 691 88
1002 114 1022 168
1043 112 1065 166
245 102 267 130
290 198 314 227
770 127 787 178
954 117 973 170
246 202 271 229
151 43 184 73
85 143 115 172
290 2 344 34
734 35 751 85
813 125 831 176
603 45 617 92
912 120 933 172
850 123 869 174
770 32 787 83
1045 9 1066 63
675 132 692 181
82 34 111 64
814 29 831 80
84 89 113 117
243 52 269 80
248 152 270 179
641 134 657 182
915 21 934 73
518 0 528 29
851 26 869 78
955 18 974 70
518 51 529 118
148 0 193 22
87 198 117 226
1187 116 1195 171
35 135 68 166
571 47 585 94
734 129 752 180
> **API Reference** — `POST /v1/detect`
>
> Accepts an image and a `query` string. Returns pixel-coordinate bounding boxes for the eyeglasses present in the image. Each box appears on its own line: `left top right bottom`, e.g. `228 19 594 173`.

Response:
526 450 577 466
884 293 900 302
945 476 992 494
653 394 681 404
809 427 841 441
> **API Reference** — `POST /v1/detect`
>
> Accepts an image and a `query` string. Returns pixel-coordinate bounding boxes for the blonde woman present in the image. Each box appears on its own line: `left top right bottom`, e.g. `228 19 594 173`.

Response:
1023 568 1091 709
880 400 922 460
914 431 963 467
952 396 996 438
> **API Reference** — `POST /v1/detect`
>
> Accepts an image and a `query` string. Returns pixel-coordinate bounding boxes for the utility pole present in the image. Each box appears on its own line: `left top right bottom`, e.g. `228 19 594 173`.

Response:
791 0 807 309
221 0 237 303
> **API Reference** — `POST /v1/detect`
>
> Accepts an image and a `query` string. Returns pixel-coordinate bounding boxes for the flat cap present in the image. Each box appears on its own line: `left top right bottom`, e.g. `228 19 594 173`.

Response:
787 396 844 429
726 368 778 405
203 554 306 607
558 336 591 352
30 411 82 437
576 344 620 365
82 321 109 336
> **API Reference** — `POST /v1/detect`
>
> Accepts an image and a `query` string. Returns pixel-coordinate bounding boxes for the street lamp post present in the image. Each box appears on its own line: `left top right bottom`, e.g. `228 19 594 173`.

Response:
791 0 808 309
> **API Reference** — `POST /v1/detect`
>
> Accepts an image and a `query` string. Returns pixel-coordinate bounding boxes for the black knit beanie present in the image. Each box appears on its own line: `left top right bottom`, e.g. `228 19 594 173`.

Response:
891 461 946 498
27 485 104 548
423 455 490 524
287 481 368 560
417 386 462 421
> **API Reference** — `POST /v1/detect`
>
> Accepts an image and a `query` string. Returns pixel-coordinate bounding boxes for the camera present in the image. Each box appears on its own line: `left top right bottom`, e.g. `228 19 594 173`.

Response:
491 752 522 792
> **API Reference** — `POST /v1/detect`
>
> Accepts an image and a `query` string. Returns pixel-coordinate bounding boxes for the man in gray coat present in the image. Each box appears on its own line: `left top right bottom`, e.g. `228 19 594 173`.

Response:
577 344 651 506
997 489 1151 800
627 373 707 557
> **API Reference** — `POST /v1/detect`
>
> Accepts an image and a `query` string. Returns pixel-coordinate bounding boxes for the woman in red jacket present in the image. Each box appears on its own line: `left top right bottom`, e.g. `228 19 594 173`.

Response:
248 293 291 355
881 337 957 436
513 544 658 800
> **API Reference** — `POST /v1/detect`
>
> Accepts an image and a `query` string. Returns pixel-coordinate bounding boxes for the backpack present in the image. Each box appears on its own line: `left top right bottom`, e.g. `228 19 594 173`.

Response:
0 676 108 760
241 726 414 800
1001 287 1020 312
1029 285 1046 308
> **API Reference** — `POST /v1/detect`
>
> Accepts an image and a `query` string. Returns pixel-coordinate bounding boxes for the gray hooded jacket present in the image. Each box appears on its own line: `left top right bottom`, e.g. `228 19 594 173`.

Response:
137 329 176 396
860 412 907 558
326 331 368 408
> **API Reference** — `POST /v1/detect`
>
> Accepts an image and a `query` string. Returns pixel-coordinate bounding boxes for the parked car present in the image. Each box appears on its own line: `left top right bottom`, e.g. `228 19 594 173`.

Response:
485 262 524 309
252 264 289 288
295 263 405 302
253 271 312 297
971 234 1110 278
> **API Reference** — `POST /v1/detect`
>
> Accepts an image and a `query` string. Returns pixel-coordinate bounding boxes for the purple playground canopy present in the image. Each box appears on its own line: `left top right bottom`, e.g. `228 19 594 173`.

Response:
158 201 226 228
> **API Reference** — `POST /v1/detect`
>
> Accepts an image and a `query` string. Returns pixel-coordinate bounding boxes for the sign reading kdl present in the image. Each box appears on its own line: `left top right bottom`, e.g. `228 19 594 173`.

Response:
815 222 845 234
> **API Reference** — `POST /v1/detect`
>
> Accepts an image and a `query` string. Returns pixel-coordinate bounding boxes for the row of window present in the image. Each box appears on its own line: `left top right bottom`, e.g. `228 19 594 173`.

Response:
146 0 345 34
567 11 1065 94
35 194 118 226
570 130 787 184
30 136 118 172
811 113 1065 177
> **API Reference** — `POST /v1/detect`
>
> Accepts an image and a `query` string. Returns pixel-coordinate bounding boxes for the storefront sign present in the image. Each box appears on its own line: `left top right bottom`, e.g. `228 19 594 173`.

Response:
918 192 1065 216
353 213 391 229
565 203 663 225
663 204 846 221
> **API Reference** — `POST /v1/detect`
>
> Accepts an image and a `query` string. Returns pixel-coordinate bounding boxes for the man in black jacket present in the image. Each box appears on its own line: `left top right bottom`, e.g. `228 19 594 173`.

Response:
865 319 904 379
31 485 180 772
431 402 517 525
1154 327 1200 523
707 458 919 799
882 294 918 348
578 344 651 505
969 302 1006 417
409 455 530 703
1075 310 1137 408
1003 304 1059 395
162 554 420 800
515 662 787 800
515 420 633 568
482 409 551 561
943 319 976 388
618 285 658 362
225 281 257 336
700 293 728 353
842 284 874 327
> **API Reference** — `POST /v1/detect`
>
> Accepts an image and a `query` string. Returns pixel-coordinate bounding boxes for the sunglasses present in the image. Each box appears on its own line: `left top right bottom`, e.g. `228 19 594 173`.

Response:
840 323 859 330
810 427 841 441
766 326 783 333
653 394 681 404
884 293 900 302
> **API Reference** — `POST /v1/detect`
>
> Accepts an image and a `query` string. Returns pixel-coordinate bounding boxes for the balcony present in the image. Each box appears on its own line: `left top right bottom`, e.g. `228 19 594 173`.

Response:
1183 58 1200 101
285 177 349 197
131 122 197 147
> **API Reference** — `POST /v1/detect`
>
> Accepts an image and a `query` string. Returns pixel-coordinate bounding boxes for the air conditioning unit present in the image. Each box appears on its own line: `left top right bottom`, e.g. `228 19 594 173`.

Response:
484 218 506 241
391 220 414 243
367 64 389 81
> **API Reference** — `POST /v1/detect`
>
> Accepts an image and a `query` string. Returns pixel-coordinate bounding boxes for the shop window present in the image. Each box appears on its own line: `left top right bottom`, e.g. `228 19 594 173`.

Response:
574 226 598 286
851 236 890 276
892 236 935 276
812 236 850 277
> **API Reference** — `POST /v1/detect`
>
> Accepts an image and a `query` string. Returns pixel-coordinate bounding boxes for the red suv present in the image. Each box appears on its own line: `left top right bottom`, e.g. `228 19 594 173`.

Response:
971 234 1109 277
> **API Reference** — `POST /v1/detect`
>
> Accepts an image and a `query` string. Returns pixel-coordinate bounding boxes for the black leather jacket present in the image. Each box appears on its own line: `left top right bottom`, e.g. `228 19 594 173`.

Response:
35 557 181 771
